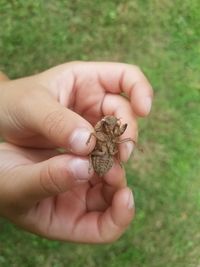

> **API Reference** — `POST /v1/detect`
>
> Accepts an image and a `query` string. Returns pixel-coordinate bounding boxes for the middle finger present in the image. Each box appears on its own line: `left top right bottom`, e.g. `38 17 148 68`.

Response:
102 94 138 162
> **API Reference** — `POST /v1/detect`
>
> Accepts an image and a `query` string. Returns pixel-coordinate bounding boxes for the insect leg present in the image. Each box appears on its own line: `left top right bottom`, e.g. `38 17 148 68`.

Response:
86 132 96 145
116 138 136 145
117 138 143 152
88 155 93 174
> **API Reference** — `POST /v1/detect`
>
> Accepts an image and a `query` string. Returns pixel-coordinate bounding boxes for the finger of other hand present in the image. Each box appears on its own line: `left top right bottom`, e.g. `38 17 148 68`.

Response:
94 62 153 116
102 94 137 162
9 155 93 209
66 187 134 243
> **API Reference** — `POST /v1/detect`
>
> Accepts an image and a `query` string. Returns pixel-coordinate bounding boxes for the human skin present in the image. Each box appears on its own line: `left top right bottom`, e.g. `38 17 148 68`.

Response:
0 62 153 243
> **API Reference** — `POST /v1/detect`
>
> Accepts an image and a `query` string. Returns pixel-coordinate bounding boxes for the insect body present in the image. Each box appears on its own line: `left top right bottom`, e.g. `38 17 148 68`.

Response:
87 115 135 176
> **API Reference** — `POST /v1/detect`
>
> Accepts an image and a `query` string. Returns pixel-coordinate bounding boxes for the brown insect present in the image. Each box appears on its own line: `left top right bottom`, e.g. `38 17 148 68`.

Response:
86 115 135 177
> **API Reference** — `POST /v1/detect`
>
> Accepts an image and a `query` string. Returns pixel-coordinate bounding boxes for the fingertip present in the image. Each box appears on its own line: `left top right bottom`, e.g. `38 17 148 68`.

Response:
103 160 126 188
120 141 134 162
138 96 153 117
111 188 135 227
68 157 94 181
97 187 134 243
69 127 96 155
131 89 153 117
114 188 135 211
50 155 93 187
143 96 153 115
127 188 135 210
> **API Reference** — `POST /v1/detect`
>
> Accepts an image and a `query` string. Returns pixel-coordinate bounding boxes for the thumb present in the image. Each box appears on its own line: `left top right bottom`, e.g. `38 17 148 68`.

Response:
22 89 95 155
13 155 93 208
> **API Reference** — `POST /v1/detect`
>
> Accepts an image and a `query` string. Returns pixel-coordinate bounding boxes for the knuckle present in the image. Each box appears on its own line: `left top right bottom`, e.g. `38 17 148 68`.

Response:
132 65 142 74
43 109 67 139
40 162 62 195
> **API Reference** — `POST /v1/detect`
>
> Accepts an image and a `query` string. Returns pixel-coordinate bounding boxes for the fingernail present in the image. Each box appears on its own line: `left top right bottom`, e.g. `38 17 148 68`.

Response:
69 128 91 153
144 96 152 114
128 190 134 210
121 141 134 162
69 158 91 181
126 141 134 160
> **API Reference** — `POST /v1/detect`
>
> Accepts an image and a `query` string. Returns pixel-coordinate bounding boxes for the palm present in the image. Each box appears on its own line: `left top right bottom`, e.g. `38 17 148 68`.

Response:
35 183 110 242
0 143 132 243
27 175 121 242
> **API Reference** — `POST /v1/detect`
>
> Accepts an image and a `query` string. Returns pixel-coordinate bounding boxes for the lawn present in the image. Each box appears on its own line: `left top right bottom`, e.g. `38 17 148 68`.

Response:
0 0 200 266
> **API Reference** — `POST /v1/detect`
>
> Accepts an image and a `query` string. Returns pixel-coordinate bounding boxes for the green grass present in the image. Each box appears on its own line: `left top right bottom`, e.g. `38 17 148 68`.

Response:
0 0 200 266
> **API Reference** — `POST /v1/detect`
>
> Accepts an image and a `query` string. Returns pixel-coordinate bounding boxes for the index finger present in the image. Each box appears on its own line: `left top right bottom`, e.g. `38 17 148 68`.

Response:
96 62 153 117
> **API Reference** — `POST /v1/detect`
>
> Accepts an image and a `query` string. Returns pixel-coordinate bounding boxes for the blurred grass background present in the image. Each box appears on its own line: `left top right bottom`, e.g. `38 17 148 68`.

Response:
0 0 200 266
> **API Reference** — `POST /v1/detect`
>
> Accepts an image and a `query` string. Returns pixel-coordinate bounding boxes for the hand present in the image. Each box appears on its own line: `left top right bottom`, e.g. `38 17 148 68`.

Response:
0 62 153 242
0 61 153 161
0 142 134 243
